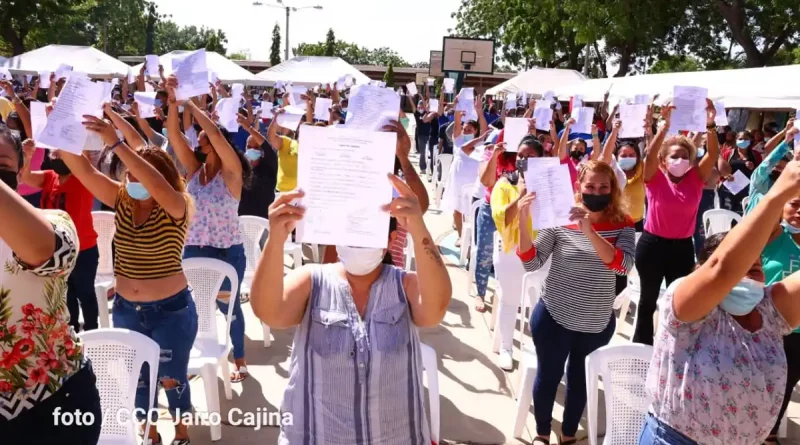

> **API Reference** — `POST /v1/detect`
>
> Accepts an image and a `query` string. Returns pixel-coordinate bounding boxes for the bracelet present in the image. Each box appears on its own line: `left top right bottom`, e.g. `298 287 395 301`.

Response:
107 140 124 151
706 124 717 131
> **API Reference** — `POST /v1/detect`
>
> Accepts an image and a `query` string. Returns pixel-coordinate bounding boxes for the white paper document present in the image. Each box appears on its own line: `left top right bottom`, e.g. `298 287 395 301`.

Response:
542 91 555 104
505 94 517 110
29 102 57 150
428 99 440 112
261 101 274 120
133 92 159 118
55 64 72 80
534 106 553 131
426 78 435 86
173 49 209 101
634 94 650 105
296 125 397 248
572 95 584 110
314 97 332 121
723 170 750 195
618 104 648 138
520 92 529 106
573 107 595 134
526 158 574 230
38 72 51 89
405 82 418 96
503 118 529 153
672 86 708 132
276 106 305 131
443 78 455 94
38 75 106 154
342 84 400 131
217 97 240 132
456 88 474 112
714 101 728 126
145 55 160 76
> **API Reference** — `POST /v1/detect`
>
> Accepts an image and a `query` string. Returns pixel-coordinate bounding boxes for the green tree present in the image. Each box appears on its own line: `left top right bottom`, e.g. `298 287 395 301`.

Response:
324 28 336 57
383 61 395 87
0 0 97 55
648 55 703 74
229 50 250 60
295 39 409 66
91 0 150 56
270 23 282 65
153 22 228 54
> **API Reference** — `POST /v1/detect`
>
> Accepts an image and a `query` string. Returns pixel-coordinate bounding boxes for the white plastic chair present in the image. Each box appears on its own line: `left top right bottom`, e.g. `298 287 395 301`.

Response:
92 211 116 329
465 199 483 294
702 209 742 237
420 343 440 444
405 232 415 271
79 328 160 445
459 184 476 265
512 268 544 438
434 154 455 208
585 344 654 445
183 258 239 442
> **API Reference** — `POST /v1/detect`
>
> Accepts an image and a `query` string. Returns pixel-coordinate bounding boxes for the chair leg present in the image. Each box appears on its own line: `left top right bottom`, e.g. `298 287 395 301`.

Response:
513 366 536 438
615 297 630 335
94 284 110 328
262 323 272 348
310 244 320 263
201 364 222 441
489 294 498 331
421 346 440 444
220 358 232 400
780 412 789 438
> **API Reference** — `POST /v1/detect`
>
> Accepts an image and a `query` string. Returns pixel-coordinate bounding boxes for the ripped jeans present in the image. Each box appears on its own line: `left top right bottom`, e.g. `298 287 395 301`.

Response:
112 288 198 420
475 200 496 298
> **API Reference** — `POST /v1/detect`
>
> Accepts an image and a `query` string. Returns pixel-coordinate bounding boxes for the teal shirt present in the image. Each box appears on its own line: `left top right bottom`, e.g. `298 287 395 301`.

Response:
746 141 790 215
762 226 800 332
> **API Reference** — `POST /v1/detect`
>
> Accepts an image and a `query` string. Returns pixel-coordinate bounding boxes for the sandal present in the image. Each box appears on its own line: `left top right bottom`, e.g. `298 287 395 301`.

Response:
533 437 550 445
144 434 162 445
474 296 487 313
764 436 781 445
240 293 250 304
558 437 578 445
231 365 250 383
171 439 191 445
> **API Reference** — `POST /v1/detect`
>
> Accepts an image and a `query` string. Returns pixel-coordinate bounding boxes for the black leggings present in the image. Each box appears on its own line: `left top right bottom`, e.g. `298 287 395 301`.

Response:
632 231 695 345
771 332 800 435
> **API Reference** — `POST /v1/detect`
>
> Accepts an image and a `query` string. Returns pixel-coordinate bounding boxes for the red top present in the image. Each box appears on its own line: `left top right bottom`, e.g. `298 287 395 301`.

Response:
40 171 98 251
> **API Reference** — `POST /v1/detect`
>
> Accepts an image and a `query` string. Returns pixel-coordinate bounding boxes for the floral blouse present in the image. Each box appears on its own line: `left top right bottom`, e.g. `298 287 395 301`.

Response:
647 278 791 445
0 210 82 421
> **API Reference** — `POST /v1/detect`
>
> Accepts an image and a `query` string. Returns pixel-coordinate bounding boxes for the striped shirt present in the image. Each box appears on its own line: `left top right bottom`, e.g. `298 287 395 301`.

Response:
518 219 635 333
114 189 189 280
279 264 430 445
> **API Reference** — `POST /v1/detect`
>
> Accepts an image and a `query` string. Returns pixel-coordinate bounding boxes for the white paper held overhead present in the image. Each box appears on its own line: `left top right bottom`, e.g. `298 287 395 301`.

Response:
38 75 106 154
526 158 574 230
503 118 530 153
314 97 332 122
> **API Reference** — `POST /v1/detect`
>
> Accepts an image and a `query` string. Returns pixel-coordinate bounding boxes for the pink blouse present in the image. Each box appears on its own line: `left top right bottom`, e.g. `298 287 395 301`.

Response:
17 148 44 196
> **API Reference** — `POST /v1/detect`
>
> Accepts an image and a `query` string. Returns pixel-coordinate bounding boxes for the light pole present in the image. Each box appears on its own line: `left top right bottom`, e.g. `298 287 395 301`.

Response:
253 1 323 62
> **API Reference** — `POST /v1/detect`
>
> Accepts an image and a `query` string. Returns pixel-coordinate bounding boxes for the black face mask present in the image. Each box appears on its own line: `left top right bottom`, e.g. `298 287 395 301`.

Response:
515 158 528 175
570 150 584 161
582 193 612 212
194 147 208 164
504 170 520 186
0 169 18 190
770 170 782 182
50 159 71 176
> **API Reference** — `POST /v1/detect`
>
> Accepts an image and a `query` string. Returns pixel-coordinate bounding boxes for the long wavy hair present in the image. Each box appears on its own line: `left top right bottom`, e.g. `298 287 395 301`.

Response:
575 160 629 224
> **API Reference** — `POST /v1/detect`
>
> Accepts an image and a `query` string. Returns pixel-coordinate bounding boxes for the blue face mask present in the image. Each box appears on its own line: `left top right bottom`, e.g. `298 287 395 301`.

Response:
277 99 284 106
460 134 475 145
161 128 168 137
782 220 800 234
719 277 764 316
697 147 707 158
245 149 262 161
126 182 151 201
618 157 637 171
737 140 751 149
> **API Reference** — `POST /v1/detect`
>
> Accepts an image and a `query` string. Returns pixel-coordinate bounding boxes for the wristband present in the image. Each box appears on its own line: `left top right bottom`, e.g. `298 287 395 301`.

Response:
706 124 717 131
107 140 124 151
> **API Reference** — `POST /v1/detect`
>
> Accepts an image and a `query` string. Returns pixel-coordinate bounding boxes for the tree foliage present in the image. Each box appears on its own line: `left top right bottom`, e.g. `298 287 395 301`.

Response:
324 28 336 57
270 23 282 66
383 61 395 87
295 39 411 67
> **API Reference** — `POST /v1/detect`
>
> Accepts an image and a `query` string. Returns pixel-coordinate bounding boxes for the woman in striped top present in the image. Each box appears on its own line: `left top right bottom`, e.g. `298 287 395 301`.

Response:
59 105 197 445
517 160 635 445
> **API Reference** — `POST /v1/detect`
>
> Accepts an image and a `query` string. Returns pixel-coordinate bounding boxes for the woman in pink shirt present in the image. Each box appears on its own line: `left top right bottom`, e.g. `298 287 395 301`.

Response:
632 100 719 345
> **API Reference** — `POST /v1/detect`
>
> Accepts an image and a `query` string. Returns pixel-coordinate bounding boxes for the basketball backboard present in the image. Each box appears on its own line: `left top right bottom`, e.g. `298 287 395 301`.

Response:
442 37 495 75
429 51 443 77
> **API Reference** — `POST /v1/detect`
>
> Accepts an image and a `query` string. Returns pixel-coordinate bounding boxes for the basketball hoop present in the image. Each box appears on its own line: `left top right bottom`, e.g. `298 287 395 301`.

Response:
442 37 495 75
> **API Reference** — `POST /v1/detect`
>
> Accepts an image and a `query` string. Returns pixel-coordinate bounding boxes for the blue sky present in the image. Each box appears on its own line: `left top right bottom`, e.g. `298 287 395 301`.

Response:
154 0 462 63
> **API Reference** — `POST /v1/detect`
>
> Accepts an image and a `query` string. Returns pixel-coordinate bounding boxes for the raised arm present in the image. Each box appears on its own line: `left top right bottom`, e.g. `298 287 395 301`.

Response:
453 104 463 139
558 118 575 161
751 139 792 196
480 142 505 188
643 104 674 182
186 99 243 197
599 120 620 164
19 139 46 189
766 118 794 156
476 96 488 134
696 99 719 182
674 157 800 322
589 124 601 161
0 171 56 267
82 115 186 219
384 120 430 213
165 87 200 178
57 150 120 208
104 104 146 150
267 108 284 150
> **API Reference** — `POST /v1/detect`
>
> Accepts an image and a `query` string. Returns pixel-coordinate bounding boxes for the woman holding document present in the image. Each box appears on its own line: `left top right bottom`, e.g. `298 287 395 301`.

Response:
631 99 719 345
250 176 451 445
516 160 635 445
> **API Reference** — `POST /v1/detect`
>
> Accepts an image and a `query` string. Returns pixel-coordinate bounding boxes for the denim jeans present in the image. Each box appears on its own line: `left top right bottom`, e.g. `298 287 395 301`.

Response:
474 200 496 298
638 414 698 445
183 243 247 359
693 189 717 258
417 133 432 174
530 300 615 437
67 246 100 332
112 289 198 419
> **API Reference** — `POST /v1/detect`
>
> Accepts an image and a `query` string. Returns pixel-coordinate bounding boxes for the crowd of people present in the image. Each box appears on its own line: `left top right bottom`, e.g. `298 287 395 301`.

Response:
0 60 798 445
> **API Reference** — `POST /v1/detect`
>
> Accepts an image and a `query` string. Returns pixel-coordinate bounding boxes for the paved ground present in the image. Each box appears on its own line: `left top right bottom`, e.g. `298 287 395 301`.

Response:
139 151 800 445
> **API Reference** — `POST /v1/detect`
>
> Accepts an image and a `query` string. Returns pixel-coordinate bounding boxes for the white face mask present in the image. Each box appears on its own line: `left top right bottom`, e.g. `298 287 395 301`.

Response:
337 246 385 276
667 158 692 178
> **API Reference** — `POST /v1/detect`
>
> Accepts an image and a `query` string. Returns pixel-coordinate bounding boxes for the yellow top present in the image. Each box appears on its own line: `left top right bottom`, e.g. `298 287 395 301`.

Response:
0 97 15 121
491 178 537 253
276 135 299 192
624 162 645 222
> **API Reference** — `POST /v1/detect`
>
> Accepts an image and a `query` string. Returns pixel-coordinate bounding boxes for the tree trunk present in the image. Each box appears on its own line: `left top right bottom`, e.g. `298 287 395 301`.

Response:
593 42 608 77
715 0 763 67
614 45 633 77
145 4 157 54
3 27 26 55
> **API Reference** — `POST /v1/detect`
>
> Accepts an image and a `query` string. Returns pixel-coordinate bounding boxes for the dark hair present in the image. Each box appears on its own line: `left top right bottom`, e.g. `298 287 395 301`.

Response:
6 112 28 141
519 135 544 157
217 126 253 189
0 125 23 170
698 232 728 265
616 141 641 162
382 217 399 265
465 120 479 131
400 96 414 113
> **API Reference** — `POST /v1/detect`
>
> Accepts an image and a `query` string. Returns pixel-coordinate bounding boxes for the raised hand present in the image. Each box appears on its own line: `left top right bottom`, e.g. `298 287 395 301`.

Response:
569 206 592 234
705 98 716 127
381 174 422 229
82 113 120 146
381 120 411 160
268 190 306 241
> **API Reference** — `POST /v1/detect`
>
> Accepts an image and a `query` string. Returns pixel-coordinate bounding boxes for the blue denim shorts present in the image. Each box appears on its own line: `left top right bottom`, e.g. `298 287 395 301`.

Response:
183 243 246 293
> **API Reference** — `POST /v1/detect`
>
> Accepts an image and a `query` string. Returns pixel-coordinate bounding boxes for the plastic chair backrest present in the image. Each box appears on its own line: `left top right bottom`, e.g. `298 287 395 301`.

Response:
91 211 116 278
703 209 742 237
79 328 160 444
520 257 551 338
183 258 238 345
239 216 269 283
438 154 454 183
468 199 482 244
586 344 654 445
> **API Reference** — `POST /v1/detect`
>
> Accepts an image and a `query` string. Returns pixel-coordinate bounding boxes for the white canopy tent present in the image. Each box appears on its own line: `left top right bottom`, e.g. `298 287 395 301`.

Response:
131 50 261 85
485 67 586 97
552 64 800 110
1 45 131 78
0 56 6 65
255 56 371 87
